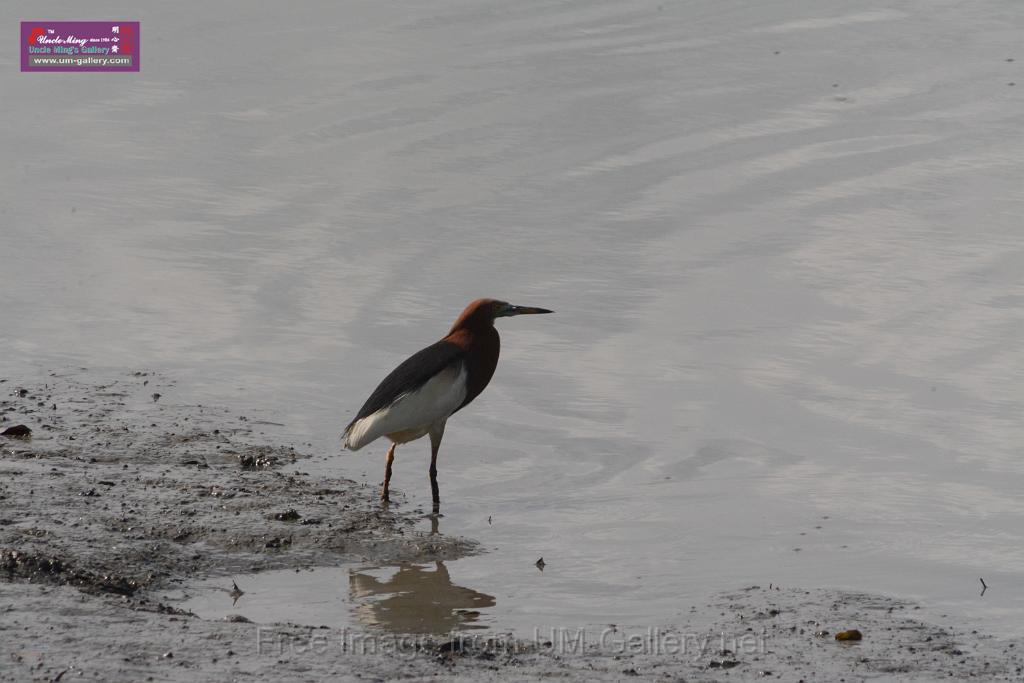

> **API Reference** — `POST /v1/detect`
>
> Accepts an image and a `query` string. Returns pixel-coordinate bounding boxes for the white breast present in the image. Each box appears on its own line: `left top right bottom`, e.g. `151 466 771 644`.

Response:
343 363 467 451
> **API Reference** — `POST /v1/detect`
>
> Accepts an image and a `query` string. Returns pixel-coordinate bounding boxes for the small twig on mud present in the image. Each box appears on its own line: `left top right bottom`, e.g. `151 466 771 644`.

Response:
979 578 987 596
230 579 245 606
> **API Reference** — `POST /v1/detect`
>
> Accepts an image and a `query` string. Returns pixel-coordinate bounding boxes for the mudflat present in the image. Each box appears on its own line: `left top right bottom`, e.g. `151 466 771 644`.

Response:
1 371 1020 682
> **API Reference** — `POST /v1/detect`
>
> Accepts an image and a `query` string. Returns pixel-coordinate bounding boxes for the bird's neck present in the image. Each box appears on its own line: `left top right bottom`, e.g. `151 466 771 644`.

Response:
445 325 500 406
443 324 497 349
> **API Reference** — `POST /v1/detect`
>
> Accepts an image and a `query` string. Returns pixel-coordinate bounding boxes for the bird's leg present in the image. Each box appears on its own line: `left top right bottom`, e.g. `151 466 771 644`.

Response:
381 443 396 503
428 421 446 514
428 458 439 512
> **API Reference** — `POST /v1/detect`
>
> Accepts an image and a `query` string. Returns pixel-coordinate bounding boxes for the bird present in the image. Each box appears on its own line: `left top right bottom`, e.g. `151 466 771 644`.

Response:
342 298 552 511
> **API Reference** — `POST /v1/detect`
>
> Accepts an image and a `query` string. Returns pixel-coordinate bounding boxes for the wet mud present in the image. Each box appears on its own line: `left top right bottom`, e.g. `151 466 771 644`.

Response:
3 581 1021 682
1 370 1021 681
0 370 475 598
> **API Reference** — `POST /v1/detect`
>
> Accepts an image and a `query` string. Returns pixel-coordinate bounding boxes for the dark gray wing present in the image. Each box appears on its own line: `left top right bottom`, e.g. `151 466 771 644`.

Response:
344 340 465 434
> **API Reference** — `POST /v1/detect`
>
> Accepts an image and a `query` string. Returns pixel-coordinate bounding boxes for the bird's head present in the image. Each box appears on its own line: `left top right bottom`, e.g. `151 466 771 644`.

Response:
449 298 553 332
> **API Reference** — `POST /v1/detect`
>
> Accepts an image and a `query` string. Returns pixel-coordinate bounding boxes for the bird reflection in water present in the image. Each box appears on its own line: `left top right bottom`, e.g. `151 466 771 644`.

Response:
349 560 495 634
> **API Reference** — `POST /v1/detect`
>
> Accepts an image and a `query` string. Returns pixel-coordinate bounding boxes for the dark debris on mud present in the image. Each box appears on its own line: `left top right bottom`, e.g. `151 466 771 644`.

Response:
1 548 141 595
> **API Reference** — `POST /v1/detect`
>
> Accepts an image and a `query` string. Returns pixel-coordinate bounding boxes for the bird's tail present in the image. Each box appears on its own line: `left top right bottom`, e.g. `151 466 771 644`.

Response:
342 422 358 451
342 417 370 451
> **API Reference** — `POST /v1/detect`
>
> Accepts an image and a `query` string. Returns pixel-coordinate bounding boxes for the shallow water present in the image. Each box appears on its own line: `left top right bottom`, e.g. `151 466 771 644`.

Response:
174 562 498 635
4 0 1023 638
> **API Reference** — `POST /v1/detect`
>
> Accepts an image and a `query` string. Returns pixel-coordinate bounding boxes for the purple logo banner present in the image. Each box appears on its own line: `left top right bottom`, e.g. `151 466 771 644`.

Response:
21 21 139 72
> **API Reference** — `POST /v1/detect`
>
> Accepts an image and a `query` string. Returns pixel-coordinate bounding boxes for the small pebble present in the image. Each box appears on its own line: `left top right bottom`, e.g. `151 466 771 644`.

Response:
1 424 31 437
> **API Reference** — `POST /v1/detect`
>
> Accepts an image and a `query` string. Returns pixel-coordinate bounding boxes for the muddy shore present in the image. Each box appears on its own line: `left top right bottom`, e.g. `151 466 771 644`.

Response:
1 371 1020 681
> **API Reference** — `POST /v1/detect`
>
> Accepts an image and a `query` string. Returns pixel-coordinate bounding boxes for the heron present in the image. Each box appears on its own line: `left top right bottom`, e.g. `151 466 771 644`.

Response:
342 298 553 510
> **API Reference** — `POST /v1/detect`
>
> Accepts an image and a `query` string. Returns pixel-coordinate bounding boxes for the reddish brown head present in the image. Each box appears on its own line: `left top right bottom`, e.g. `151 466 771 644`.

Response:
447 298 553 335
440 298 553 411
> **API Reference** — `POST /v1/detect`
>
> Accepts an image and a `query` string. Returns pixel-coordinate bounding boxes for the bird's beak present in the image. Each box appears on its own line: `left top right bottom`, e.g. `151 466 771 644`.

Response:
501 304 554 317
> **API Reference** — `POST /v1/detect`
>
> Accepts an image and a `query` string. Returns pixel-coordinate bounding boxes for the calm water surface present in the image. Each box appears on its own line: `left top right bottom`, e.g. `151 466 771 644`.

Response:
2 0 1023 636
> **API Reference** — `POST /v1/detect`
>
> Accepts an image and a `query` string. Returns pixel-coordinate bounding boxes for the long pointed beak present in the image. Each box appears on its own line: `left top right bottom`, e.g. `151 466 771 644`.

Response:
506 305 553 316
